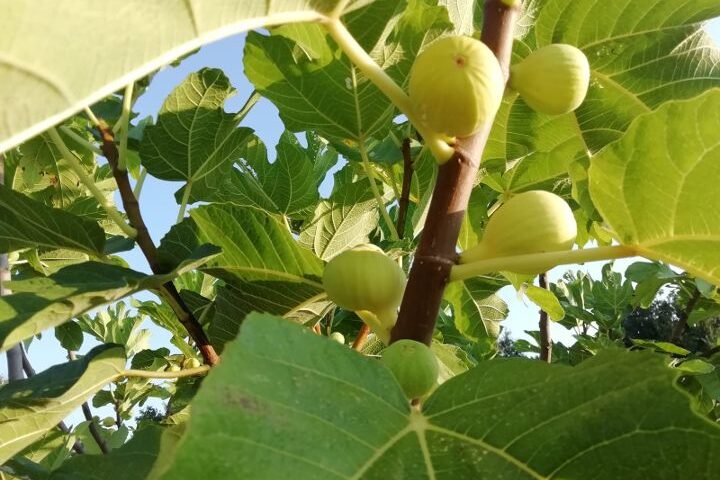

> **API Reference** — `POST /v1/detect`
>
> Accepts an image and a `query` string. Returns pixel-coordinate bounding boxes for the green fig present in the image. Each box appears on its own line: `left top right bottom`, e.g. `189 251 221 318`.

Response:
381 339 439 399
329 332 346 344
409 35 504 138
322 244 406 314
461 190 577 274
510 44 590 115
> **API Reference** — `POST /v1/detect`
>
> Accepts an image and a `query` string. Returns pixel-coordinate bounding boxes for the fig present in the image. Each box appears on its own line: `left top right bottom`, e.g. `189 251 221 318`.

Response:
409 35 504 138
322 244 406 314
182 357 202 369
510 44 590 115
329 331 346 344
460 190 577 274
381 339 439 399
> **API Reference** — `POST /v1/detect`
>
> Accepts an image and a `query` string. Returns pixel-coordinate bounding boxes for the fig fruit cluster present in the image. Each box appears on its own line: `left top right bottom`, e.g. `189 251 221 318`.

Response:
409 35 504 138
510 44 590 115
322 244 406 341
461 190 577 274
381 339 439 399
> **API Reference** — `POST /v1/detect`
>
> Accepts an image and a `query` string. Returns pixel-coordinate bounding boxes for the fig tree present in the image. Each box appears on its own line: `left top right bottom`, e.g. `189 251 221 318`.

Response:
381 339 439 399
510 44 590 115
461 190 577 274
409 35 504 138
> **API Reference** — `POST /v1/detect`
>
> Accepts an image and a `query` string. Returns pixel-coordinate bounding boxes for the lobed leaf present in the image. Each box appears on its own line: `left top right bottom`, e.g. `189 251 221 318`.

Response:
157 314 720 479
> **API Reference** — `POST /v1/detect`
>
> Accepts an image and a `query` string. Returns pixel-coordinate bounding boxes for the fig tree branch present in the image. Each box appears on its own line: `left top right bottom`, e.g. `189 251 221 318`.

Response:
392 0 521 345
97 122 220 366
46 128 138 238
538 273 552 363
67 351 110 455
396 138 413 235
1 153 23 383
352 324 371 351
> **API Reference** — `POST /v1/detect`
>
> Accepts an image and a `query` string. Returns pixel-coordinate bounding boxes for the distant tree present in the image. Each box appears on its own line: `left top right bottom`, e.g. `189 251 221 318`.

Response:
622 297 720 355
497 330 521 358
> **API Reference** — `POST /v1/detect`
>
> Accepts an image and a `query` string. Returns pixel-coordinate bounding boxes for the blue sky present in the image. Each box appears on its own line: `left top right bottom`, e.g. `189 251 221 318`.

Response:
4 18 720 424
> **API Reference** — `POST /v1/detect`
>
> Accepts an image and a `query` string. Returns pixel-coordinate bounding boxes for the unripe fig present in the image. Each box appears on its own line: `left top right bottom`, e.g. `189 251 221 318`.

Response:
510 44 590 115
461 190 576 274
409 36 504 138
182 357 201 369
101 417 116 427
329 332 345 344
381 340 439 399
322 244 406 314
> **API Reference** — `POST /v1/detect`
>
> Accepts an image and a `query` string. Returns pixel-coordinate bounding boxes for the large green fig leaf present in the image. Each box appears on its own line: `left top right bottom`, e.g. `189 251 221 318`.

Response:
0 246 219 351
0 184 106 256
444 276 508 342
484 0 720 195
0 345 126 464
299 178 380 261
139 68 254 195
590 89 720 286
186 132 330 216
47 425 185 480
210 282 330 352
156 314 720 479
0 0 376 153
159 204 324 287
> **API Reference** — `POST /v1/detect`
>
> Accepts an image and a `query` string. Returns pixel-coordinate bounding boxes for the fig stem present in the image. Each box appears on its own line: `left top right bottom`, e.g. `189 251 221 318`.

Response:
176 179 193 224
451 245 637 282
122 366 210 379
323 19 454 163
358 136 400 240
115 81 135 171
46 127 138 238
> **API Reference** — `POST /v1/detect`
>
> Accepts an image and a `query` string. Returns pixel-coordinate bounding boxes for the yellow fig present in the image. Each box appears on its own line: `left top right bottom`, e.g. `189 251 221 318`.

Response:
510 44 590 115
409 36 504 138
460 190 577 274
322 244 406 314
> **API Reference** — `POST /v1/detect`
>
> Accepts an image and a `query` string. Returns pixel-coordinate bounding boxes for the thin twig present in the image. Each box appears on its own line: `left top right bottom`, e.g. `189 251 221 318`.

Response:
80 402 110 454
47 127 138 238
670 287 702 343
538 273 552 363
352 324 371 351
123 365 210 379
97 122 220 366
20 346 35 377
68 351 108 454
391 0 521 344
19 347 85 453
396 138 413 236
1 153 23 382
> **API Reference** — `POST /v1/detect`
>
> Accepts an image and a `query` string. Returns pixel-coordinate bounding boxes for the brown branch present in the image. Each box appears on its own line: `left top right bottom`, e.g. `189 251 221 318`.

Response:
98 123 219 366
352 324 371 351
391 0 520 345
81 402 110 454
67 351 109 454
396 138 413 236
670 287 702 343
1 154 24 382
538 273 552 363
